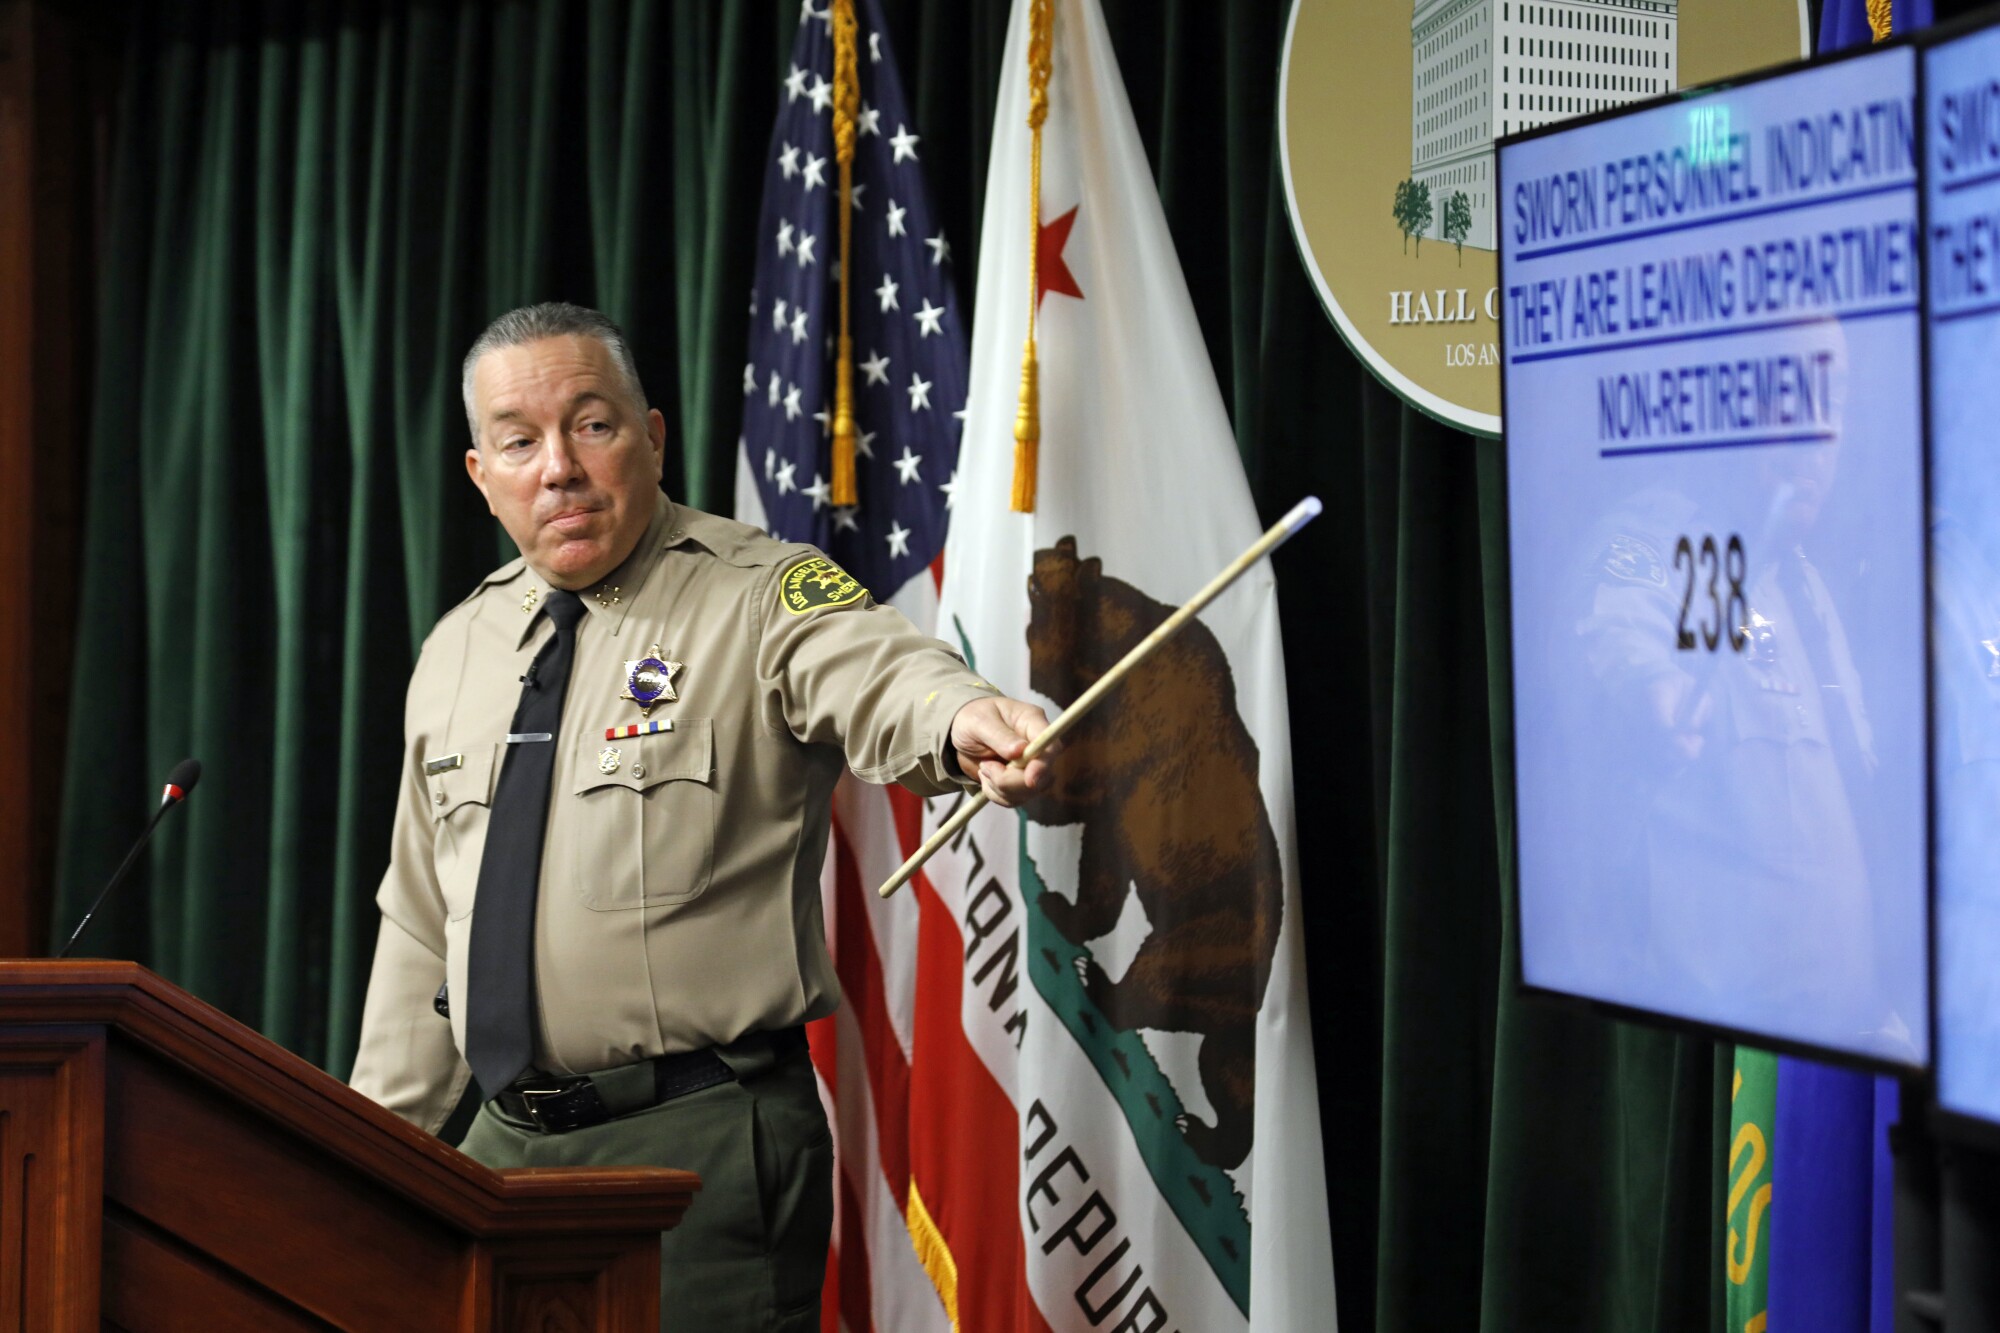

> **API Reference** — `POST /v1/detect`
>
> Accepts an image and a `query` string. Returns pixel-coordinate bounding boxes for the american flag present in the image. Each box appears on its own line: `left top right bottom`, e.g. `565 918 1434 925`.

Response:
736 0 964 576
734 4 968 1330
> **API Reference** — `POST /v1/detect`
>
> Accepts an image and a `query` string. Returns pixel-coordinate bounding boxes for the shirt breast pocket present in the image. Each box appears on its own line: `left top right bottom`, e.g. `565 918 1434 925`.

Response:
427 745 500 921
573 719 716 911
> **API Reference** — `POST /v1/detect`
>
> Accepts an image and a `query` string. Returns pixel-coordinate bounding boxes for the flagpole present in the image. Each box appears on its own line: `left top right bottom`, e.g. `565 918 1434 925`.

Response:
1012 0 1055 512
830 0 861 505
878 495 1323 899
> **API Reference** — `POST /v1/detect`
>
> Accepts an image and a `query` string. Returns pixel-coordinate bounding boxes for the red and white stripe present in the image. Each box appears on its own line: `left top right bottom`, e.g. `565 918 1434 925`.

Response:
808 562 1053 1331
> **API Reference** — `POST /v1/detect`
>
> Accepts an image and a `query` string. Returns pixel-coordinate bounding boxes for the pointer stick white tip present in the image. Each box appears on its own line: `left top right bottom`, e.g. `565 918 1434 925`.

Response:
1283 495 1323 534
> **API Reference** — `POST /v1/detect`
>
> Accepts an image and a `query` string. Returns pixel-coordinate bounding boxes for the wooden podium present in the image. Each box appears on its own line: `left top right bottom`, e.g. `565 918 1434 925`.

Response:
0 960 698 1330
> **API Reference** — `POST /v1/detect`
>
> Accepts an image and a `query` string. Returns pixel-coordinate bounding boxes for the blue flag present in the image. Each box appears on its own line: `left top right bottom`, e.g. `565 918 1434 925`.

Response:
1820 0 1932 48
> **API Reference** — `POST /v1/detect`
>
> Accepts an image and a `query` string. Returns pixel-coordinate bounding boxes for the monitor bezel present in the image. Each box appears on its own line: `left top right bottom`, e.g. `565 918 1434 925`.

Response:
1914 0 2000 1145
1494 30 1932 1079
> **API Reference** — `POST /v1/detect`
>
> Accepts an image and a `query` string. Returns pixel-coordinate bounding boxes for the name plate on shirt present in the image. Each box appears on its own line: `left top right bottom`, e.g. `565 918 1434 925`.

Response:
1498 44 1927 1068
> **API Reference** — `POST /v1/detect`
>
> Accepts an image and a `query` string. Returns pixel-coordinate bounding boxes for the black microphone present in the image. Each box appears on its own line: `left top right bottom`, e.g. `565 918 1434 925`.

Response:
57 758 201 959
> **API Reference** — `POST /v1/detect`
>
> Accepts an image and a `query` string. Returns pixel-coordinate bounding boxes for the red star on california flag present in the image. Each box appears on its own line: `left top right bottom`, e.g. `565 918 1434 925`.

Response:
1036 204 1084 309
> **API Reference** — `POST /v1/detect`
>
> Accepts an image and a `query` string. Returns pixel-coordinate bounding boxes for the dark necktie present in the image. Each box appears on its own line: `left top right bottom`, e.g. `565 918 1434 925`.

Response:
465 588 588 1098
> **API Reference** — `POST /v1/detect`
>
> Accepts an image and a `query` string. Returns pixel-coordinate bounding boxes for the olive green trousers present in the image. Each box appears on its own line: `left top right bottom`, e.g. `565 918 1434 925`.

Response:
459 1036 832 1332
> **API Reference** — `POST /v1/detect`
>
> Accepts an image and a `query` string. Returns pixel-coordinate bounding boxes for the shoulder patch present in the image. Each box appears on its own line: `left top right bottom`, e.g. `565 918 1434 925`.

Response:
780 556 866 614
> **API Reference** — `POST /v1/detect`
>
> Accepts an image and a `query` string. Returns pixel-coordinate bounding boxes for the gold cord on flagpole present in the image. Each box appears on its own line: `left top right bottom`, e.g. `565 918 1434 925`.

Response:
831 0 861 506
1866 0 1892 40
1013 0 1054 514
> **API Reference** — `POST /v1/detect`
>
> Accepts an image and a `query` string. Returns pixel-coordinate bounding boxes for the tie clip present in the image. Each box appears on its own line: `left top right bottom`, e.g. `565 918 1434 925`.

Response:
506 732 553 744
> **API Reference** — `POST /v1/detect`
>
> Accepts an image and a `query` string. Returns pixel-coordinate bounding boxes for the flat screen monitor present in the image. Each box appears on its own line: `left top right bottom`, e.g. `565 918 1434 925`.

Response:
1924 16 2000 1127
1498 44 1928 1068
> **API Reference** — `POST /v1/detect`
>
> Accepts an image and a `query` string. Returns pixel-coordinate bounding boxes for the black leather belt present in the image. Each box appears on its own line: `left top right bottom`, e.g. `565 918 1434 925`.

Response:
494 1027 808 1134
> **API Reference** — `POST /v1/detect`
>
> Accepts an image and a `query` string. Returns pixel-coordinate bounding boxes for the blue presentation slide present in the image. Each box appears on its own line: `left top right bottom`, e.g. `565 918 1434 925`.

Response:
1927 22 2000 1122
1500 47 1928 1066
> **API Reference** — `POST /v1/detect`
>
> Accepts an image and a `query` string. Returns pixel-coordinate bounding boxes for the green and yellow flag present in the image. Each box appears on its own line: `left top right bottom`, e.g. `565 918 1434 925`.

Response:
1726 1048 1777 1333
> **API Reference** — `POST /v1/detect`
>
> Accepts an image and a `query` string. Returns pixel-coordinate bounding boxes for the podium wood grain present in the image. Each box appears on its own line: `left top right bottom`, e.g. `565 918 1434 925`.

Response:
0 960 698 1331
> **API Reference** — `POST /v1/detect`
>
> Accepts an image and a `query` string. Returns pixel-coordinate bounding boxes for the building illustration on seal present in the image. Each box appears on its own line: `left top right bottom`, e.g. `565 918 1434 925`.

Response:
1409 0 1679 251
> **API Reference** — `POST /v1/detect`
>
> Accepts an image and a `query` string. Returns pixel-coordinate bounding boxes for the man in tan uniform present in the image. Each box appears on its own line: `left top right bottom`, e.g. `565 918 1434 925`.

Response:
350 303 1048 1329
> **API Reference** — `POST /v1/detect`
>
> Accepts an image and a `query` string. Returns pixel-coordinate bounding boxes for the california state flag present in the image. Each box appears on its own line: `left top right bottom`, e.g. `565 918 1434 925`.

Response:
901 0 1339 1328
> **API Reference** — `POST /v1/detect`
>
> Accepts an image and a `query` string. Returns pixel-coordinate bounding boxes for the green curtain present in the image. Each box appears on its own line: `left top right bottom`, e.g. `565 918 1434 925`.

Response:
55 2 1737 1330
53 0 792 1060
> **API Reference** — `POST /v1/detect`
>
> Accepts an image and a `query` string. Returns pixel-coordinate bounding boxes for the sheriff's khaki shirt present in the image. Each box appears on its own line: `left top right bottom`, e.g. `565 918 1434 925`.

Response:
350 495 991 1132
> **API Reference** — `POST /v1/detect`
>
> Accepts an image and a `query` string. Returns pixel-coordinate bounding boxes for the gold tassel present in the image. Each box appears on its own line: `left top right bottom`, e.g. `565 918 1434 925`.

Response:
1012 338 1039 511
1866 0 1893 41
831 0 861 506
1012 0 1055 513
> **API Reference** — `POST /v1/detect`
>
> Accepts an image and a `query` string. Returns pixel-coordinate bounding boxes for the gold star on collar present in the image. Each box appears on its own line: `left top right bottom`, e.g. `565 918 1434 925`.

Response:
594 583 623 609
521 586 540 615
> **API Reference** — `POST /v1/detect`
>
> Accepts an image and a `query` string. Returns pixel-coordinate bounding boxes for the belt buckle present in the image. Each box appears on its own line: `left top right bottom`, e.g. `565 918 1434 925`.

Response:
515 1077 590 1132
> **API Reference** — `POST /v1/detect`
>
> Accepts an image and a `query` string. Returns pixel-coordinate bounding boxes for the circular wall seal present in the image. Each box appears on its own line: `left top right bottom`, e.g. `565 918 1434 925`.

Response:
1279 0 1809 437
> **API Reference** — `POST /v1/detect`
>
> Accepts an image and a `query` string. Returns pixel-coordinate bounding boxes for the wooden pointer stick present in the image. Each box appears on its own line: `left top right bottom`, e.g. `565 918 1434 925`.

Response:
877 495 1324 899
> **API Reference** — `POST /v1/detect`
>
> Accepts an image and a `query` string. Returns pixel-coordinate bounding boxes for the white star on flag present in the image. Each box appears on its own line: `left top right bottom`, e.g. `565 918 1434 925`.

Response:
832 507 860 533
783 64 808 101
804 473 831 510
858 103 881 136
812 405 832 437
856 427 877 457
875 274 899 312
743 363 757 395
778 142 800 177
890 125 919 162
939 469 959 508
861 350 890 385
783 384 803 419
906 372 932 410
809 74 832 113
775 459 797 494
850 183 866 212
764 447 776 479
803 153 827 191
893 446 923 484
886 521 911 557
914 298 945 337
790 308 809 344
885 200 907 237
767 370 781 406
772 298 788 331
797 232 817 266
925 232 951 265
776 220 794 257
868 30 881 63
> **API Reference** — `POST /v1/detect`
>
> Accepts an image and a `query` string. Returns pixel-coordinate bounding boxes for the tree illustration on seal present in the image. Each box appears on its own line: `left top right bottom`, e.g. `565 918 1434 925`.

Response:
1393 177 1433 254
1444 189 1472 265
1023 536 1283 1171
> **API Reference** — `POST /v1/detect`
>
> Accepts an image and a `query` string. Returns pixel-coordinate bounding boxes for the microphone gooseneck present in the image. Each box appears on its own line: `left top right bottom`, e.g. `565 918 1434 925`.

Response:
57 758 201 959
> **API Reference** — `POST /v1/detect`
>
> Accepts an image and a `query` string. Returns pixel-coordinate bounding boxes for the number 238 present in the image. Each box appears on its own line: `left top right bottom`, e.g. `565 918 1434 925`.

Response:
1672 534 1746 653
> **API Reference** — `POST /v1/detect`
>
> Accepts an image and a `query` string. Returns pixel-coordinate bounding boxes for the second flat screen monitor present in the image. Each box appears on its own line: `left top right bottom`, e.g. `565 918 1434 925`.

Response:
1499 45 1929 1068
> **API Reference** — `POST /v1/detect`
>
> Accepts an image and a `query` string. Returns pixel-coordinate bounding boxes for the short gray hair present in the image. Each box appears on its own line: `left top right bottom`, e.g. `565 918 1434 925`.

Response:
461 302 649 441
